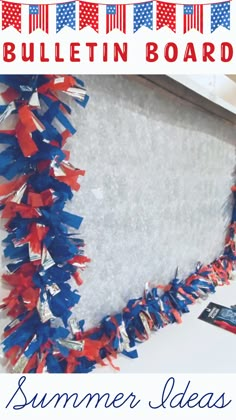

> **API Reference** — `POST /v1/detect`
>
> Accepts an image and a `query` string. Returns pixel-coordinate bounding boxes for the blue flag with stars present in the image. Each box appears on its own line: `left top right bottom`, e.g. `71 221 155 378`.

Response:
211 1 230 33
106 5 116 15
56 1 76 33
133 2 153 33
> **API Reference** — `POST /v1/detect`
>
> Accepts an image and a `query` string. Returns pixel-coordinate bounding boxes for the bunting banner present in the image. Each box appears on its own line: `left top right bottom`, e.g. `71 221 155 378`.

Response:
79 2 99 33
2 1 22 33
56 1 76 33
0 1 233 35
211 1 231 32
133 2 153 33
183 5 204 34
29 5 49 34
0 2 235 74
156 1 176 32
106 5 126 34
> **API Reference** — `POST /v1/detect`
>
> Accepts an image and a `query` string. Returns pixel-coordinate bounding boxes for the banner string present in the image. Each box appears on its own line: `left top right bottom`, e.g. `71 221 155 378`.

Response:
0 0 232 7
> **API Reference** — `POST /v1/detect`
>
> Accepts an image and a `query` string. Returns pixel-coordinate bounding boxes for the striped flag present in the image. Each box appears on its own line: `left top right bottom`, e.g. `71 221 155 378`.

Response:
106 5 126 34
183 5 204 34
29 5 49 34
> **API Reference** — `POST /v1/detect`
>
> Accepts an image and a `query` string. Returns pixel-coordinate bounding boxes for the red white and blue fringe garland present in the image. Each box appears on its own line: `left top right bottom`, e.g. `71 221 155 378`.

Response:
0 75 235 374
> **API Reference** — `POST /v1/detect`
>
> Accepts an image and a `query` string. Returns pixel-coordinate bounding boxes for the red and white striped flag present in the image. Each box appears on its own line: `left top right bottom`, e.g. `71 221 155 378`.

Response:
183 5 204 34
106 5 126 34
29 5 49 34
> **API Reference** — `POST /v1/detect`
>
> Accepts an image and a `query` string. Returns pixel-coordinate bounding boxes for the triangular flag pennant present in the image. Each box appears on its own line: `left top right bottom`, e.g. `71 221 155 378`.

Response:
156 1 176 33
29 5 49 34
56 1 76 33
211 1 230 33
2 1 22 33
79 2 99 33
133 2 153 33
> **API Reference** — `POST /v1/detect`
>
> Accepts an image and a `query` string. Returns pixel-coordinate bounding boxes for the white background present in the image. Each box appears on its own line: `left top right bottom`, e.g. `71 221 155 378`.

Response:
0 0 236 72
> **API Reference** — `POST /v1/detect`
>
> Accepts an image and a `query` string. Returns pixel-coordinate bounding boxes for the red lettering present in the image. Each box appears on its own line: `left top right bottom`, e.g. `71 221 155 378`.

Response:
164 43 178 62
22 43 34 62
70 43 80 62
86 43 97 62
103 43 108 62
55 43 64 62
183 42 197 62
221 42 233 63
146 42 158 62
3 43 16 62
40 43 49 62
114 43 127 62
202 43 215 62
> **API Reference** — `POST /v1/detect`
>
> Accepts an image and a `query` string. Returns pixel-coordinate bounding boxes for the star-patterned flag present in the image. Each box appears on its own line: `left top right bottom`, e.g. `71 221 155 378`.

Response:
133 2 153 33
79 2 99 33
211 1 230 32
2 1 22 33
183 5 204 34
106 5 126 34
29 5 49 34
156 1 176 33
56 1 76 33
